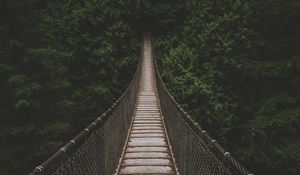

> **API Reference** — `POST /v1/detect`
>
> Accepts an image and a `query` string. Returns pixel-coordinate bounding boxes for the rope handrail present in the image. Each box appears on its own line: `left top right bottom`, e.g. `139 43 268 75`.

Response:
30 38 144 175
30 34 254 175
152 38 253 175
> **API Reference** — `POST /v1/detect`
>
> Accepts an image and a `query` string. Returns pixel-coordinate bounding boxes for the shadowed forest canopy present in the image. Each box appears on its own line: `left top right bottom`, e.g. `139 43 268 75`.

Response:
0 0 299 175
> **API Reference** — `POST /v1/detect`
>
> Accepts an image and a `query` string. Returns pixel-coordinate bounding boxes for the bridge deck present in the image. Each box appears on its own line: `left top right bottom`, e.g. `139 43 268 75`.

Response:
116 35 178 175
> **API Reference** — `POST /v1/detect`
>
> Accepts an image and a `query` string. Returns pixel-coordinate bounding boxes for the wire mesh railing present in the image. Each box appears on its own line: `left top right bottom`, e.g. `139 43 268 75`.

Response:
153 41 253 175
30 34 253 175
30 44 143 175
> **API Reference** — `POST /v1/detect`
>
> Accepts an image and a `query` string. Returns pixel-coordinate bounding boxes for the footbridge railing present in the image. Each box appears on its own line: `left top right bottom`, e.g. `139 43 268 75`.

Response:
153 41 253 175
30 45 143 175
30 35 252 175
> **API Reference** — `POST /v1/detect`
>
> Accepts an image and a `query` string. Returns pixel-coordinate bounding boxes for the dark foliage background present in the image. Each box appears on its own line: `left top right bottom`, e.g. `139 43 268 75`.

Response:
0 0 140 174
155 0 300 174
0 0 299 174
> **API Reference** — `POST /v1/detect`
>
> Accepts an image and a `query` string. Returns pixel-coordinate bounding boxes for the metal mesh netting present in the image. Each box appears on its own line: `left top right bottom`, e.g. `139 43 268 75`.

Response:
53 128 105 175
153 45 251 175
31 35 252 175
52 92 137 175
30 47 143 175
156 74 231 175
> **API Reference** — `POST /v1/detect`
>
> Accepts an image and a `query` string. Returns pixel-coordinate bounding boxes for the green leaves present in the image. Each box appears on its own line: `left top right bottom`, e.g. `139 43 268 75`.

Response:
38 122 73 140
155 0 300 174
15 99 31 110
0 0 139 174
7 74 28 85
1 0 299 174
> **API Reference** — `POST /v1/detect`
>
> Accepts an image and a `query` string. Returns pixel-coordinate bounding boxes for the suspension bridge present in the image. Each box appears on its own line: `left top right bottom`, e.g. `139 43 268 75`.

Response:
31 34 253 175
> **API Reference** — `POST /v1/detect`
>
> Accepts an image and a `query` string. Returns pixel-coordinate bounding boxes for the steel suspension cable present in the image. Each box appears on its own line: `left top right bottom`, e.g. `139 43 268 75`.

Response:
30 34 254 175
30 39 144 175
152 38 254 175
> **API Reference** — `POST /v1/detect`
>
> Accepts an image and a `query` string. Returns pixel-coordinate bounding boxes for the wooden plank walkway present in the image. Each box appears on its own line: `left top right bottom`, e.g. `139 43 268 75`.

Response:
116 35 178 175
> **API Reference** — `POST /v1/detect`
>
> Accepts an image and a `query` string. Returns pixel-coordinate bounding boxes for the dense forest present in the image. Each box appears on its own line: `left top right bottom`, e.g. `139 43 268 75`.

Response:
0 0 299 174
0 0 140 174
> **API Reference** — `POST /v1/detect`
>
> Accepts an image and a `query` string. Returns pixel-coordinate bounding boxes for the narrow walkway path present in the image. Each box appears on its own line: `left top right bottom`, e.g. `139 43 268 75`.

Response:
117 35 177 175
